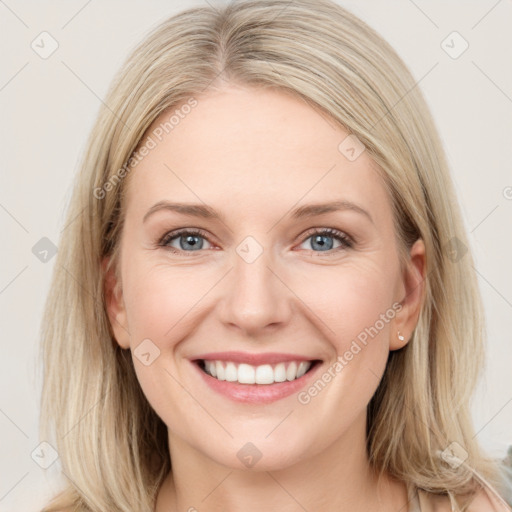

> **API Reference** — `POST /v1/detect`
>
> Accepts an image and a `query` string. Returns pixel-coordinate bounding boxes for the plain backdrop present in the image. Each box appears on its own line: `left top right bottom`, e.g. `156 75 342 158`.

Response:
1 0 511 510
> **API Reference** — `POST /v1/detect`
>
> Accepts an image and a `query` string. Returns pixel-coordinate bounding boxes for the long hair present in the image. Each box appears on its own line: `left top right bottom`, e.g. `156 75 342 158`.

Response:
39 0 510 510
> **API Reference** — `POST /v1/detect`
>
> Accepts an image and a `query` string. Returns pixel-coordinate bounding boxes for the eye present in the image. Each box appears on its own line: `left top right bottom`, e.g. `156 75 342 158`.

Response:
157 227 354 256
158 228 213 255
298 228 353 254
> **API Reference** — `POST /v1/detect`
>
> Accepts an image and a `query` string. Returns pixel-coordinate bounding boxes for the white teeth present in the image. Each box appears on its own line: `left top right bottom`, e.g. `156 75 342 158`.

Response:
297 362 309 378
273 363 287 382
216 361 226 381
286 362 297 381
225 362 237 382
255 364 274 384
202 360 313 385
238 364 255 384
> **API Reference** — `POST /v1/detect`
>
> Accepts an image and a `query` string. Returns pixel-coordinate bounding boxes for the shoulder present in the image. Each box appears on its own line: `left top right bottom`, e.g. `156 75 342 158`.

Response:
418 485 512 512
463 485 512 512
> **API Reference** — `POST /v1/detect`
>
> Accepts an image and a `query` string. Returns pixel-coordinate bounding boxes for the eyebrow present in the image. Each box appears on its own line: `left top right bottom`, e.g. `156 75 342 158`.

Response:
143 200 374 225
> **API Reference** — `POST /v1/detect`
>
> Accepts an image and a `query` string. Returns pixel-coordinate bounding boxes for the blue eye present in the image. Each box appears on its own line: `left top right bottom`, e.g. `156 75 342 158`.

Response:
300 228 353 252
158 227 353 256
159 229 212 253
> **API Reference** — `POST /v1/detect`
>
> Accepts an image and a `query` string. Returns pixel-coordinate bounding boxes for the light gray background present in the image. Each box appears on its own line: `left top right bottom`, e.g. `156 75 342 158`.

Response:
1 0 511 510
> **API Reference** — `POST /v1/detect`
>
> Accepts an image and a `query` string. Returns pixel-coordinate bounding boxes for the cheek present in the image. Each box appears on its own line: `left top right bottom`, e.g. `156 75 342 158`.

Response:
296 264 397 414
331 260 399 393
302 257 398 352
123 262 214 343
121 264 207 422
304 262 398 416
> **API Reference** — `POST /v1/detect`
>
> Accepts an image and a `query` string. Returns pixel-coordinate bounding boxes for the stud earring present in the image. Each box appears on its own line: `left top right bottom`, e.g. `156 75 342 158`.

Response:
398 331 405 341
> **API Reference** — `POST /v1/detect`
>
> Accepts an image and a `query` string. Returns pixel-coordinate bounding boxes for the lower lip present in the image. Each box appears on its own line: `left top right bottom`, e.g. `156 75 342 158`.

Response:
191 360 322 404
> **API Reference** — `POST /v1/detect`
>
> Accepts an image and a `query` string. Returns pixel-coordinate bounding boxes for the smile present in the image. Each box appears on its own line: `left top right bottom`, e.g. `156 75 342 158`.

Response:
199 359 318 385
191 355 323 404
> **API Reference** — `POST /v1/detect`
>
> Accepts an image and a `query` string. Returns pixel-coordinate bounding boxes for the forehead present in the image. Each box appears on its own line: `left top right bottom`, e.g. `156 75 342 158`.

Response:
124 85 390 221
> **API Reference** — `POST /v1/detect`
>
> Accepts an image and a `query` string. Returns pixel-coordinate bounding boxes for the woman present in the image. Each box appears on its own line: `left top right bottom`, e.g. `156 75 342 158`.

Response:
39 0 512 510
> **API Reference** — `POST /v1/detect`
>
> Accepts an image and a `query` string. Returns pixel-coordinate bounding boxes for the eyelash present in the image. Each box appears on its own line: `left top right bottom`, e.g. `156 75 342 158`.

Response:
157 227 354 256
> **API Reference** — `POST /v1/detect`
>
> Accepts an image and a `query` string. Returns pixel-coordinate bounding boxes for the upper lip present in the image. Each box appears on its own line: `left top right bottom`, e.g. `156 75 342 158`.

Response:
192 351 320 366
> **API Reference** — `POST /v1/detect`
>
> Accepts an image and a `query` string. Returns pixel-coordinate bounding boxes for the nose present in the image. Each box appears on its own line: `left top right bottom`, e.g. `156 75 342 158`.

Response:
217 244 293 335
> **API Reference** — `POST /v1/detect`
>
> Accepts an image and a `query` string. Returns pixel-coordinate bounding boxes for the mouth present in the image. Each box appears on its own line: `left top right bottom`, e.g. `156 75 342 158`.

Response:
193 359 322 385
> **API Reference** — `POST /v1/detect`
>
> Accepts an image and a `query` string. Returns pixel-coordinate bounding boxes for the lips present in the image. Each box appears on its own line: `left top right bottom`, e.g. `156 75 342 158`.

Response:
199 359 319 385
192 351 322 401
192 351 321 385
192 351 318 366
191 355 324 403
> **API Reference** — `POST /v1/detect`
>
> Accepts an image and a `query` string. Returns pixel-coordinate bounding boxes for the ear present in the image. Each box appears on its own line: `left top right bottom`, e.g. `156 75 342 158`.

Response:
390 238 426 350
102 256 131 349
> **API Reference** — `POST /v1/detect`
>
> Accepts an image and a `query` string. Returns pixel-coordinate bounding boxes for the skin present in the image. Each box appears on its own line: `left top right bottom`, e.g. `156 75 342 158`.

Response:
104 83 428 512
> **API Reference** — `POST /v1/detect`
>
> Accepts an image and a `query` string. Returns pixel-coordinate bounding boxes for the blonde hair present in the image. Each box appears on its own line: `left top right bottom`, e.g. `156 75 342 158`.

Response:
39 0 510 510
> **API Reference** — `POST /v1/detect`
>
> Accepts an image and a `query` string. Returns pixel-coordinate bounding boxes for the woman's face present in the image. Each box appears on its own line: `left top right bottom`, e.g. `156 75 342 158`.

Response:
105 83 425 471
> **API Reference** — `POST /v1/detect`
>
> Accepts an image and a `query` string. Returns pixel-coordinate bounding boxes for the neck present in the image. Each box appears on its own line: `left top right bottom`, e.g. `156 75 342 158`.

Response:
155 410 408 512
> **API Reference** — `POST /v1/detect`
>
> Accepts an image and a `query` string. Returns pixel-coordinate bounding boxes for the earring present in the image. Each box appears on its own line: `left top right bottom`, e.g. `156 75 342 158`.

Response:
397 331 405 341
